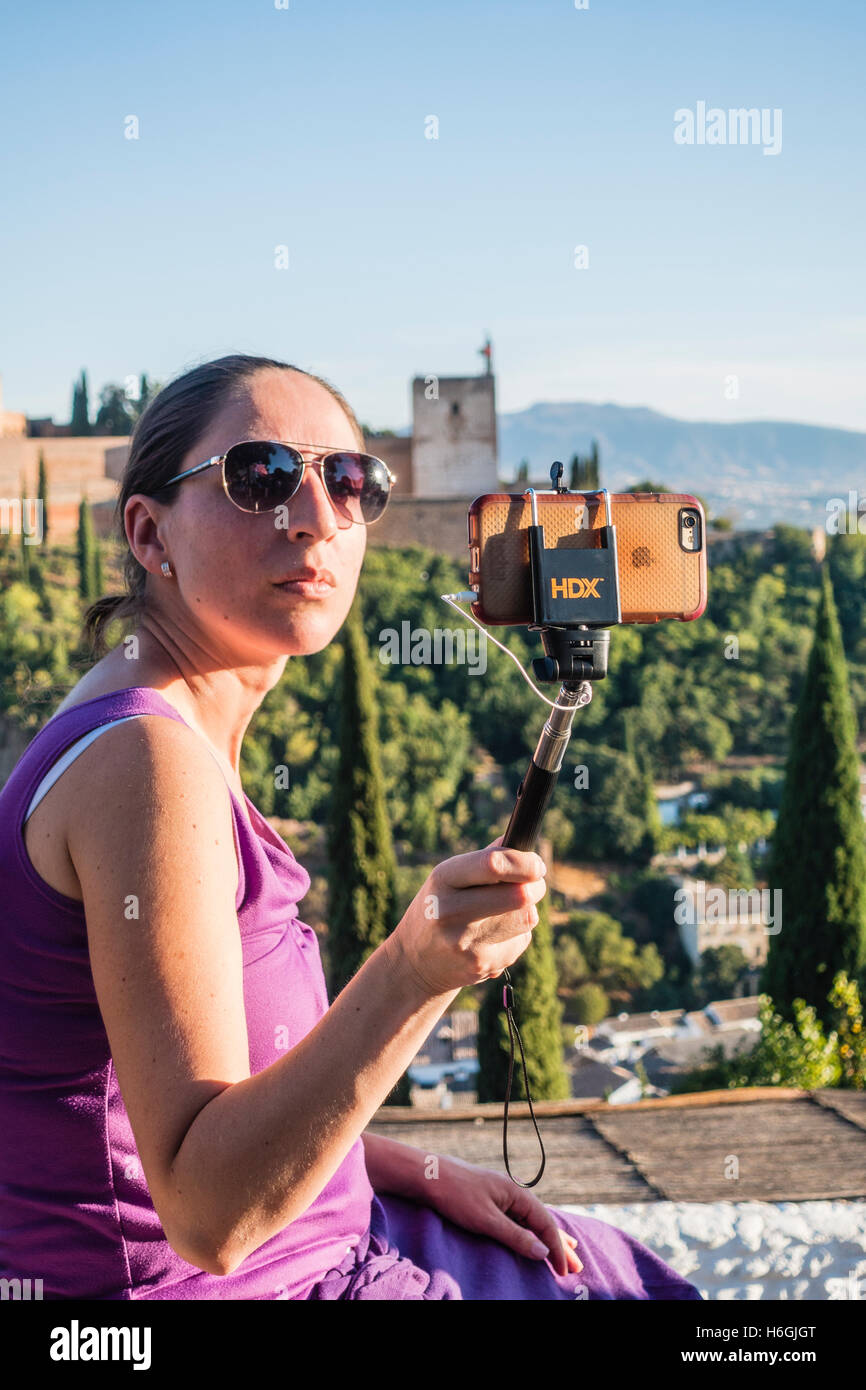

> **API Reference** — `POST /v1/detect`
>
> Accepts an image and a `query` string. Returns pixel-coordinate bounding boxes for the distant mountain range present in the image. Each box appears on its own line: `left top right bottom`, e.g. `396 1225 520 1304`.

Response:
495 402 866 530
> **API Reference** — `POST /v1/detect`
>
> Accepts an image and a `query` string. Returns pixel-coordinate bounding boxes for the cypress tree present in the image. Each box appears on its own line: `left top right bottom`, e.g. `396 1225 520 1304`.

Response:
476 888 570 1102
568 444 600 494
93 538 104 598
37 451 49 547
18 488 31 586
762 567 866 1027
70 369 91 435
76 497 98 602
325 591 399 992
325 592 408 1102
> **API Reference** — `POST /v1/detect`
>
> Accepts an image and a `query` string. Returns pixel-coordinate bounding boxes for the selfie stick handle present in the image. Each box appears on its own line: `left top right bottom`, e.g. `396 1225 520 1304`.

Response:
501 679 592 852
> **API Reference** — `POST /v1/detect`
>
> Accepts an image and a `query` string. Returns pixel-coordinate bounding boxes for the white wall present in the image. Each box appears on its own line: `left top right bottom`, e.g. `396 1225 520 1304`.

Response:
559 1200 866 1300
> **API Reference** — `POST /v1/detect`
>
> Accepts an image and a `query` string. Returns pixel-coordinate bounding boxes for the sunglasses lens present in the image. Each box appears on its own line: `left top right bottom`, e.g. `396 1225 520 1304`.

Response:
224 442 301 513
324 453 391 523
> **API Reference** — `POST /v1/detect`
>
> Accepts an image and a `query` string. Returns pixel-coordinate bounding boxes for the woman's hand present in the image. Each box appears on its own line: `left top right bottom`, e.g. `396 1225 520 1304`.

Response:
421 1155 582 1278
390 836 548 997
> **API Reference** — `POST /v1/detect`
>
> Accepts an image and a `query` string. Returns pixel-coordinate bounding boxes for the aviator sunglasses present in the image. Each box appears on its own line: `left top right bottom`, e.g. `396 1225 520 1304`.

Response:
160 440 397 525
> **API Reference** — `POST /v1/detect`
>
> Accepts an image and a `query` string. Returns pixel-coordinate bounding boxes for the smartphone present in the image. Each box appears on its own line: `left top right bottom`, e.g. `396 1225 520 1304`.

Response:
467 491 708 625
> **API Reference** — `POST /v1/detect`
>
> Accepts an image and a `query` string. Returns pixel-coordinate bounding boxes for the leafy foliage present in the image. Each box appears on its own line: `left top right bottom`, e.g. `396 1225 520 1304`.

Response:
670 973 866 1093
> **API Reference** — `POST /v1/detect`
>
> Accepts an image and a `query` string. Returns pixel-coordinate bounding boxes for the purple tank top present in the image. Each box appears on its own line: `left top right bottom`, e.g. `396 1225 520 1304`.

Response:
0 687 374 1299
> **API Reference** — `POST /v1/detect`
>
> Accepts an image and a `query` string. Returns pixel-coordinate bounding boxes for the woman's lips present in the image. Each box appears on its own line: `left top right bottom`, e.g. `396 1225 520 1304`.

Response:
272 569 337 597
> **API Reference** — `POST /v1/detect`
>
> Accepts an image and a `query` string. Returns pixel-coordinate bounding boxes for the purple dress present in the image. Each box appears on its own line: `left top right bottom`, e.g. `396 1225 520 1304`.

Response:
0 687 701 1301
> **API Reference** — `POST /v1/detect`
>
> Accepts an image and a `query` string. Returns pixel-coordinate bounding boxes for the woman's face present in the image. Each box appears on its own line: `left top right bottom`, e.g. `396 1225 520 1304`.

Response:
133 368 369 664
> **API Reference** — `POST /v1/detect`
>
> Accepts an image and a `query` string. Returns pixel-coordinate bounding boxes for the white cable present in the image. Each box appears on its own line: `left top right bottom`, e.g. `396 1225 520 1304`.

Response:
440 592 588 712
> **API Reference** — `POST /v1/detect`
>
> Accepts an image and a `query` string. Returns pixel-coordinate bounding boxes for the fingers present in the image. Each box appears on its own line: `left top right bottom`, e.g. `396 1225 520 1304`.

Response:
504 1192 579 1278
484 1208 558 1267
433 874 548 929
437 843 547 893
559 1230 584 1274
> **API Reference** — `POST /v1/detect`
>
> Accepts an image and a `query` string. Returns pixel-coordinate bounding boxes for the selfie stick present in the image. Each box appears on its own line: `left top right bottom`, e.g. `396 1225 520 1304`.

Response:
501 471 620 854
496 467 621 1186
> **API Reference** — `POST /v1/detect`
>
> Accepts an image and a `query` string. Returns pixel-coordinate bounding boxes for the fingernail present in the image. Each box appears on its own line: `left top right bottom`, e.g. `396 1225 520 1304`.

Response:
529 1237 548 1258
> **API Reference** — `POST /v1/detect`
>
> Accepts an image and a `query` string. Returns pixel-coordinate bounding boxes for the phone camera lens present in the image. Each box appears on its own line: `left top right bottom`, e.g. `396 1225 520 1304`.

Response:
683 515 695 528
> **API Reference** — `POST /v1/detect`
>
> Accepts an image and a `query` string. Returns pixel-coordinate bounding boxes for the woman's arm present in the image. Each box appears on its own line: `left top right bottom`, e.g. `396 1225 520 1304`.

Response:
68 717 546 1276
361 1131 433 1199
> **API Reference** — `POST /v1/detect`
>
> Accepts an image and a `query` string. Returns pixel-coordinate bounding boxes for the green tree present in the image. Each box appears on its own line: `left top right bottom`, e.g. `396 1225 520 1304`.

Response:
553 741 663 863
94 383 136 435
572 981 609 1025
70 369 91 435
131 372 161 423
0 580 74 726
324 594 406 1100
704 844 756 891
827 527 866 662
18 489 32 587
568 442 600 491
553 934 588 992
560 909 664 1001
477 891 570 1102
76 498 99 603
829 971 866 1090
695 945 750 1005
37 451 49 547
762 568 866 1027
588 440 599 490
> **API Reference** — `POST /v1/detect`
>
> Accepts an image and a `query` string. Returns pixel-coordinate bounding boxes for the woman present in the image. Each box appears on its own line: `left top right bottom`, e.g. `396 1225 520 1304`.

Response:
0 354 701 1300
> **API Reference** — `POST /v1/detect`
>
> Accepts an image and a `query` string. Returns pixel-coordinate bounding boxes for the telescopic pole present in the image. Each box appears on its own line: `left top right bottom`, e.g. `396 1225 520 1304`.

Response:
500 680 592 851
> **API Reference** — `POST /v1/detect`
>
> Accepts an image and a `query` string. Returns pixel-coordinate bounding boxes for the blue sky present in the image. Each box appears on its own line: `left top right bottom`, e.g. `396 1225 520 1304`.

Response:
2 0 864 433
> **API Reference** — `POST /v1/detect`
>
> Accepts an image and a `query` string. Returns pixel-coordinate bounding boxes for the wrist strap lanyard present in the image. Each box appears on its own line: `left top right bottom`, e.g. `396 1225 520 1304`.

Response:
501 967 546 1188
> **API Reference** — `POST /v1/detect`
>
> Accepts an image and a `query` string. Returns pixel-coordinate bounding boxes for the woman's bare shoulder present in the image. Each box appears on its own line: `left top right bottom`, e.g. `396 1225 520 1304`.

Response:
45 711 240 902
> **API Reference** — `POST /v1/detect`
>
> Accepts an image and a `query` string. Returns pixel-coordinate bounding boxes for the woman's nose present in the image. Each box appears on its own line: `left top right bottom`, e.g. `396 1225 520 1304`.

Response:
284 460 340 539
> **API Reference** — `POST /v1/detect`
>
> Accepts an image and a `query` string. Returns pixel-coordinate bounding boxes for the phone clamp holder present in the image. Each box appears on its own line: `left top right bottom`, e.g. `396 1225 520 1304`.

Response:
528 485 621 629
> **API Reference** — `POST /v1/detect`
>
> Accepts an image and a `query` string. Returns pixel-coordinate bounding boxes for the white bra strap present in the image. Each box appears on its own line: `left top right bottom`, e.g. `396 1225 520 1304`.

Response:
24 716 142 822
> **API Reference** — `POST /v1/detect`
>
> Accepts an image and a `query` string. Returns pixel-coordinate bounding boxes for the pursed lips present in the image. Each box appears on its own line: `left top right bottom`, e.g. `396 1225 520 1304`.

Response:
272 564 337 592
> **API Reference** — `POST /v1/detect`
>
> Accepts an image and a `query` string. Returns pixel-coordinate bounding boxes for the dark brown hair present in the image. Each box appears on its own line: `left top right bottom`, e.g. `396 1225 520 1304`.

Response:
81 353 366 660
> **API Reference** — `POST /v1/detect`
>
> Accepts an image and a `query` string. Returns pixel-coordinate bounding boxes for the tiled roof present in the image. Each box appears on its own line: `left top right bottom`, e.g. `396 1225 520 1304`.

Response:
367 1089 866 1205
597 1009 685 1036
705 997 762 1025
567 1055 638 1099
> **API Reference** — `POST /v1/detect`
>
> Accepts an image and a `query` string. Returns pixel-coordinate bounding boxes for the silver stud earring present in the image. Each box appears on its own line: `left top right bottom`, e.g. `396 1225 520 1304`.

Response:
161 560 173 578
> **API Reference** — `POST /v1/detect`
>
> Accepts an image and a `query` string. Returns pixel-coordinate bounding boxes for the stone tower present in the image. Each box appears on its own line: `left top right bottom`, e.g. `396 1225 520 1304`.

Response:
410 369 498 498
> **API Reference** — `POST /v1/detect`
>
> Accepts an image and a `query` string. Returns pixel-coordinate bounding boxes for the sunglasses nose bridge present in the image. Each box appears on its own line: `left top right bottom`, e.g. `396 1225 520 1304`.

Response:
289 455 345 528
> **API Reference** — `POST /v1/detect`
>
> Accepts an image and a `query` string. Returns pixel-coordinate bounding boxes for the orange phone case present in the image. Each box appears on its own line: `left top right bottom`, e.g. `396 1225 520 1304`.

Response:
467 492 708 625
